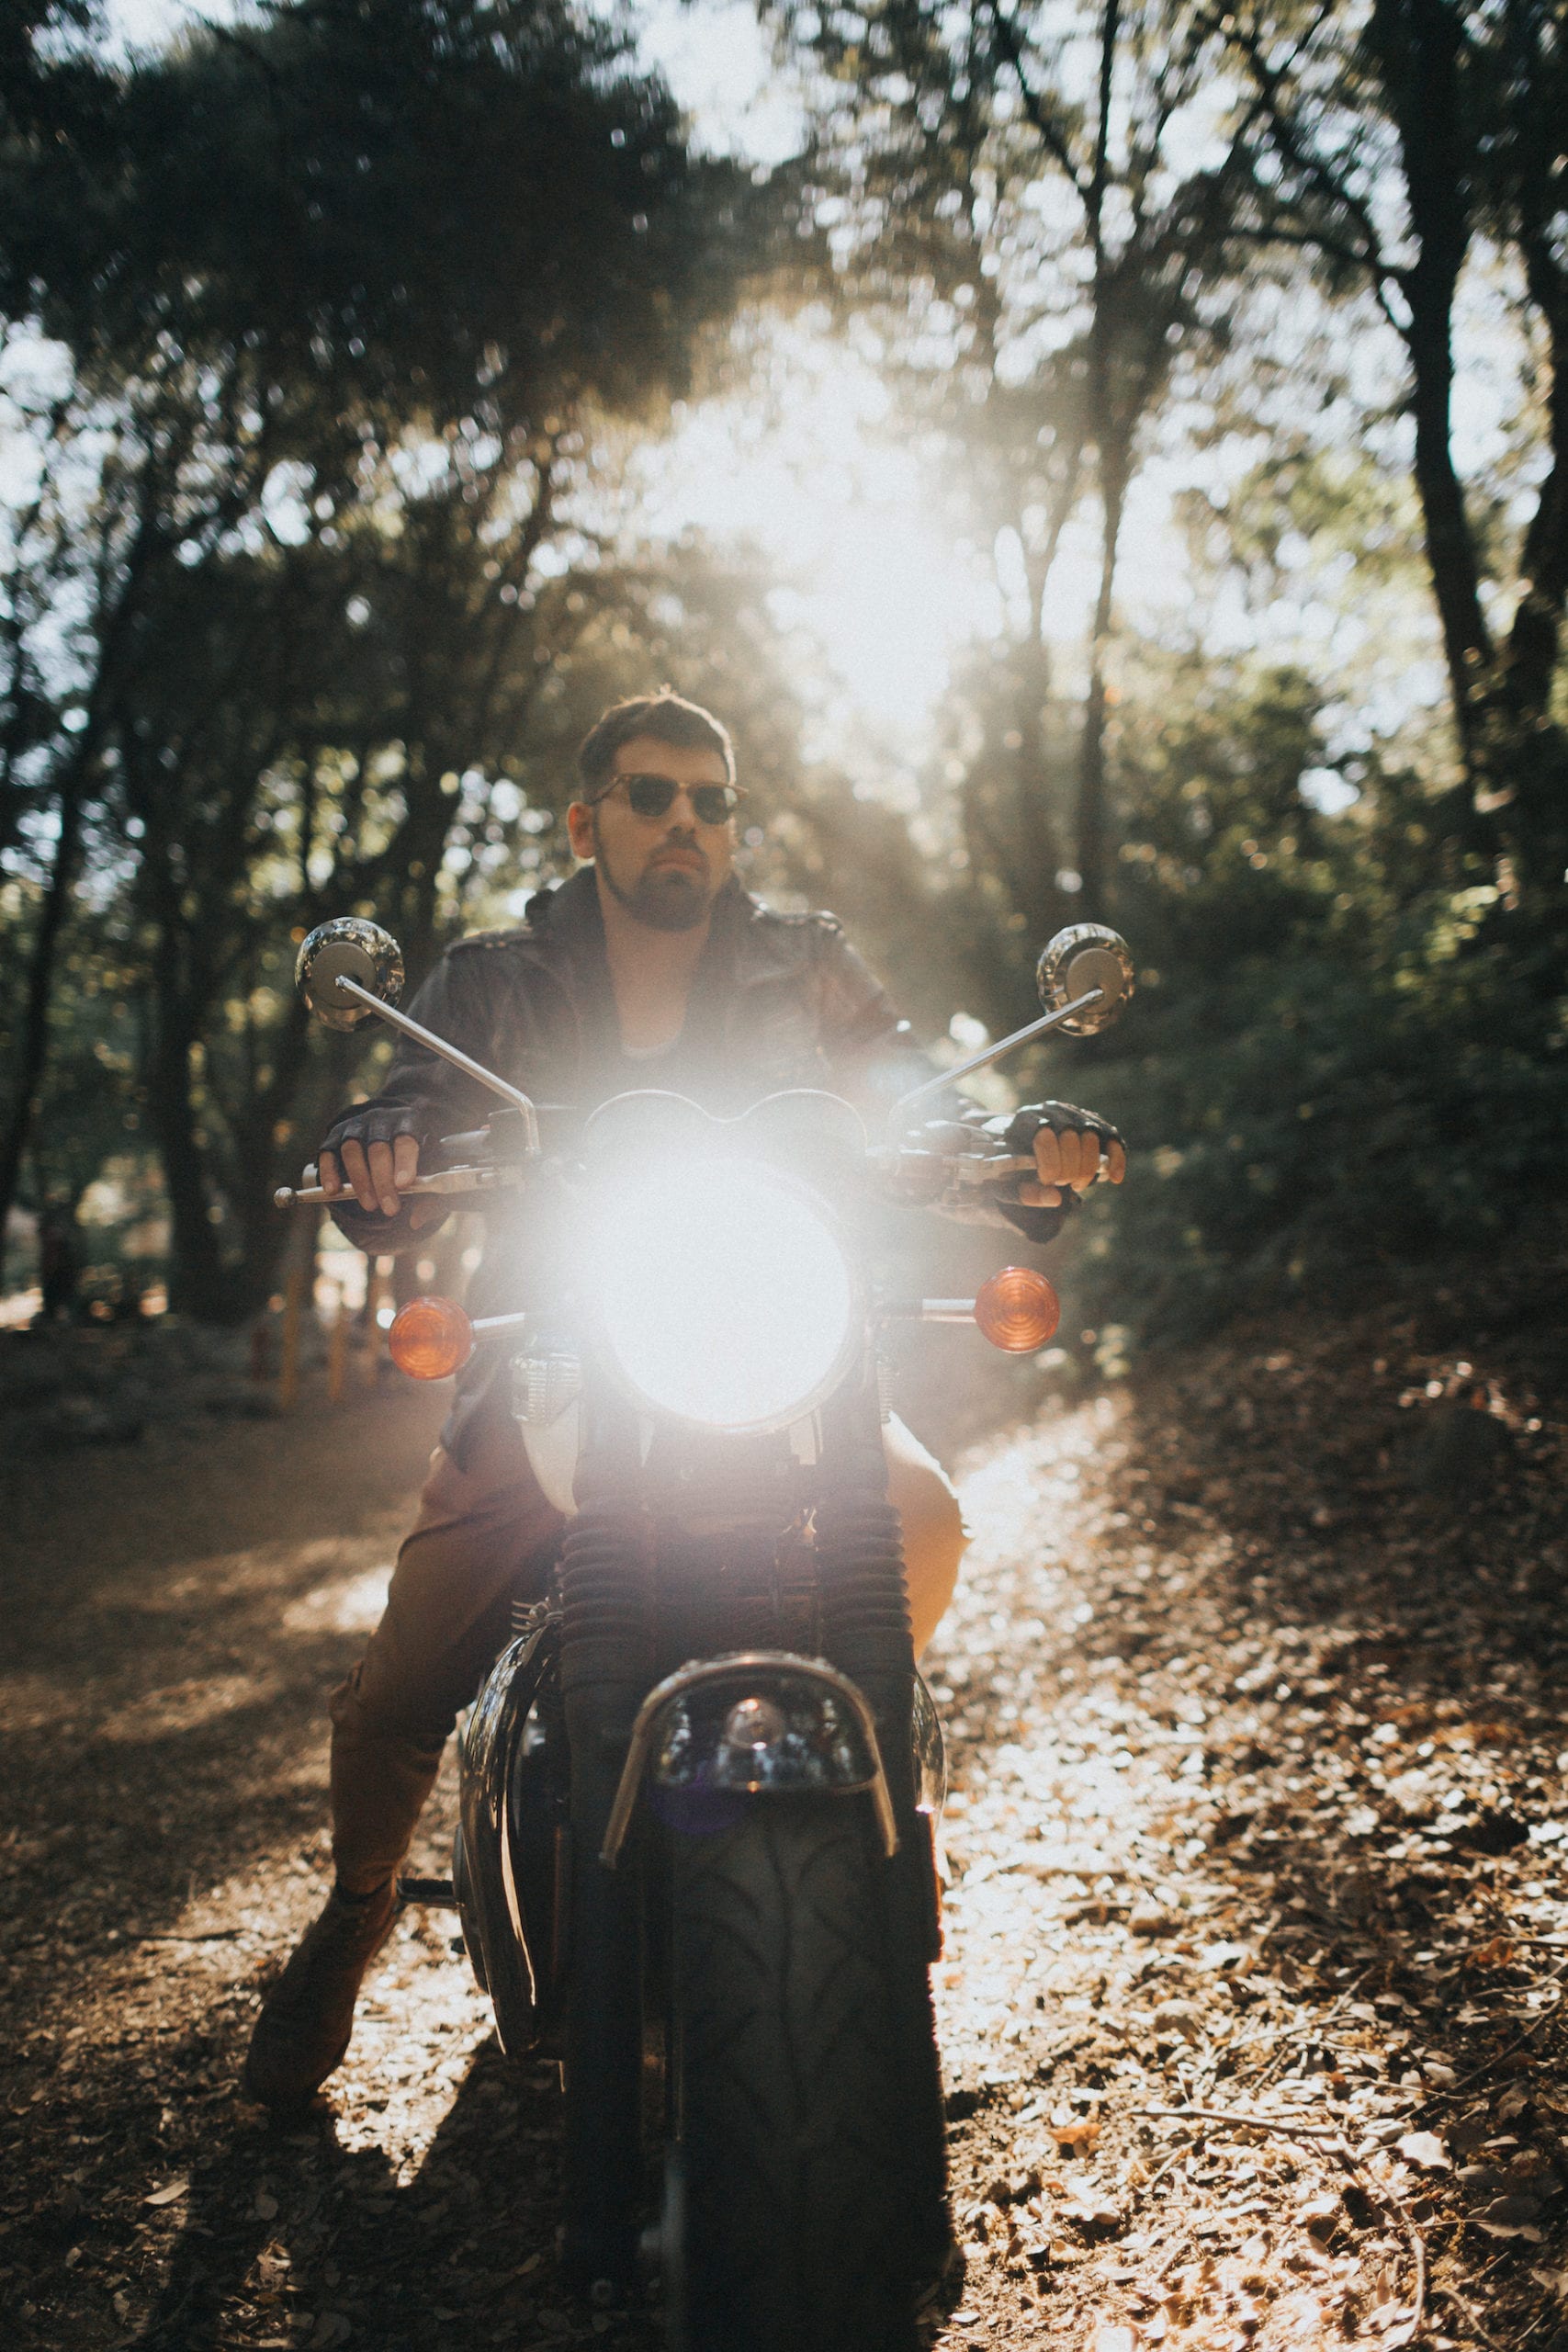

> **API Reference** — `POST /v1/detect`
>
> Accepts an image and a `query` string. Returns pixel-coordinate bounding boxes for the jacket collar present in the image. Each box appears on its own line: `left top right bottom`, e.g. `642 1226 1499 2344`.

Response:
517 864 604 956
522 866 760 966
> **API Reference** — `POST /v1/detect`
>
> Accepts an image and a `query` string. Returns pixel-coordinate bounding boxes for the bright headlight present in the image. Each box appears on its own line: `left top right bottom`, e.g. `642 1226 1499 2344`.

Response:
588 1160 856 1433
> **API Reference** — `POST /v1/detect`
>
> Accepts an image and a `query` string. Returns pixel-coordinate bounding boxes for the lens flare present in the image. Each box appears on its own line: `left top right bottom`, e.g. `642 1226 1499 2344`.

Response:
589 1160 855 1431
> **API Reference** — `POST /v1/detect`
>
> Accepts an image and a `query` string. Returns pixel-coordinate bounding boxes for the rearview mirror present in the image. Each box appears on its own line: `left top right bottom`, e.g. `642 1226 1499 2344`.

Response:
295 918 405 1033
1035 923 1135 1035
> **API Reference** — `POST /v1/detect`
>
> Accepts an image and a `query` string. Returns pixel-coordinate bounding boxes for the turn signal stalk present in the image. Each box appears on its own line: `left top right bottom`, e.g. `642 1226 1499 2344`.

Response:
974 1267 1060 1352
389 1295 474 1380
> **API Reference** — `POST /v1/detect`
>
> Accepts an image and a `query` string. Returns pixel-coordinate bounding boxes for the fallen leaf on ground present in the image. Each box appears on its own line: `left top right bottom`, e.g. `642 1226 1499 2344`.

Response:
1066 2188 1123 2233
1475 2193 1544 2240
1051 2105 1102 2150
1299 2193 1340 2238
13 1282 1568 2352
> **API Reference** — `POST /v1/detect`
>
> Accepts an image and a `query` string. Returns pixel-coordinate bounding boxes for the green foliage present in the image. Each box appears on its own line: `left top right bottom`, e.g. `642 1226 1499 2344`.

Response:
1041 661 1568 1344
0 0 789 1314
0 1 116 159
5 0 758 421
6 0 1568 1354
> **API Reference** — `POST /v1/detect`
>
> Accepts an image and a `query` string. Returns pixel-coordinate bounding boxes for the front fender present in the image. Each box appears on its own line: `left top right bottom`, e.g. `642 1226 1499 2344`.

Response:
599 1650 898 1867
456 1610 558 2052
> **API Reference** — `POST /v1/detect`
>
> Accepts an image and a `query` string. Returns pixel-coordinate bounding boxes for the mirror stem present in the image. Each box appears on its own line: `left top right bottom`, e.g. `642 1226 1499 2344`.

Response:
891 987 1103 1130
333 976 541 1153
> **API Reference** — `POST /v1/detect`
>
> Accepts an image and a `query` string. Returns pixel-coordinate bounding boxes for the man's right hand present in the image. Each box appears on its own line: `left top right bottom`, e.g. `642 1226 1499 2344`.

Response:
321 1134 444 1227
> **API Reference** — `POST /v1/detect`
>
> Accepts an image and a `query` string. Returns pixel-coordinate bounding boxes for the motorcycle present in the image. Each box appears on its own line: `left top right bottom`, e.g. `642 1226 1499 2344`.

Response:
277 916 1134 2352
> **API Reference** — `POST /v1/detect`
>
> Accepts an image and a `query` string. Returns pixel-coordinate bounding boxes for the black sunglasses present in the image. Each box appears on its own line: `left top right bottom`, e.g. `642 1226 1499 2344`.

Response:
593 772 743 827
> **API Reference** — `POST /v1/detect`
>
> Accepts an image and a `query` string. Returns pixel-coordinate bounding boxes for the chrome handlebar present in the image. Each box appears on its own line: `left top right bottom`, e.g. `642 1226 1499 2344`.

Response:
325 976 541 1152
275 1138 1089 1216
272 1161 521 1212
888 987 1106 1127
282 917 1132 1211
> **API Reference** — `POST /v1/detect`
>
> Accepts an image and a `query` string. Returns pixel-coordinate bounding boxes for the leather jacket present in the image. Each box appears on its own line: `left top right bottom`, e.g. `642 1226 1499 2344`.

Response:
324 866 1068 1463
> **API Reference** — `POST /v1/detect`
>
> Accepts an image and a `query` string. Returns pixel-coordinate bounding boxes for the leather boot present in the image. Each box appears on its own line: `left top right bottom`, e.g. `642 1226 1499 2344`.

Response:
242 1882 399 2116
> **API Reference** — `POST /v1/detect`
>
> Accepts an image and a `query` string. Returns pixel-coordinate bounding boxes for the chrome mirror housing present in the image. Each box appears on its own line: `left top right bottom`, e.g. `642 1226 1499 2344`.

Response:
1036 923 1135 1035
295 918 405 1033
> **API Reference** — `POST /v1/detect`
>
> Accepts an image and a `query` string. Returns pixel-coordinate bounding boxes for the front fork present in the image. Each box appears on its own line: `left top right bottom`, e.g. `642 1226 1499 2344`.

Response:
557 1368 946 2294
558 1400 654 2295
816 1379 950 2268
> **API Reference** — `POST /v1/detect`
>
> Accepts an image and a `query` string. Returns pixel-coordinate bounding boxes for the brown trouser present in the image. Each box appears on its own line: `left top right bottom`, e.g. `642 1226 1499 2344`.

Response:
328 1412 966 1896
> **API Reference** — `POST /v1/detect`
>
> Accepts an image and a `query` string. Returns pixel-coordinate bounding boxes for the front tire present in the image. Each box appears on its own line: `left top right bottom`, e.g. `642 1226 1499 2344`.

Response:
667 1799 928 2352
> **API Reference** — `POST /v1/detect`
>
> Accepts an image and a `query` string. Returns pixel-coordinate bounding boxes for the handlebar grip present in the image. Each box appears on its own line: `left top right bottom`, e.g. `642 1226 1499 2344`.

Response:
273 1163 513 1212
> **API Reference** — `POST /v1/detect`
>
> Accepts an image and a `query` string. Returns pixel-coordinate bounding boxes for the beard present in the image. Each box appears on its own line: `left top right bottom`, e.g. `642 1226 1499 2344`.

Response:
595 835 713 933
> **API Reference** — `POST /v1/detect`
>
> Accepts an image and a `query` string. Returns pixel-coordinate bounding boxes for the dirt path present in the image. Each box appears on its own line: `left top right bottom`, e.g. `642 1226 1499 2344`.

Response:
3 1290 1565 2351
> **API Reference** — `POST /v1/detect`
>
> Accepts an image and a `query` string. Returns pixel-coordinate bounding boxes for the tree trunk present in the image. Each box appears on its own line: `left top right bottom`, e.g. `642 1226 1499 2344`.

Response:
1012 637 1063 927
1369 0 1498 845
1077 439 1129 917
1495 215 1568 896
219 992 317 1323
1073 0 1123 921
150 1014 229 1320
1404 303 1495 789
143 878 242 1322
0 770 86 1281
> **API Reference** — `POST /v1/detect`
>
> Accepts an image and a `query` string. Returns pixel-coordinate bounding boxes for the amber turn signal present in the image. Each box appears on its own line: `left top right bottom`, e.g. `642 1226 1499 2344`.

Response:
389 1295 474 1380
974 1266 1060 1352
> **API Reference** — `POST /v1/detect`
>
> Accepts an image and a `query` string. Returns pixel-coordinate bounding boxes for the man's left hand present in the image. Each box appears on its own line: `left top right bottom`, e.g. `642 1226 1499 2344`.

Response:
1005 1102 1126 1208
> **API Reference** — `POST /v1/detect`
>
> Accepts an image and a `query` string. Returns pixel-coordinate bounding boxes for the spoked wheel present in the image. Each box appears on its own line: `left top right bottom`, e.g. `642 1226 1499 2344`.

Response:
665 1798 936 2352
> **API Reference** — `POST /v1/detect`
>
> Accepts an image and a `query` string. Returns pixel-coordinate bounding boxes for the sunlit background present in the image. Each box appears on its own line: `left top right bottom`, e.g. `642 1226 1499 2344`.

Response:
48 0 1516 770
105 0 996 748
103 0 1466 767
5 0 1564 1347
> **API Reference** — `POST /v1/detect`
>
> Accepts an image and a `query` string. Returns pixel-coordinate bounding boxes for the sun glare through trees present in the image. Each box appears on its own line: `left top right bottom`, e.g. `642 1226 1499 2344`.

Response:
5 0 1567 1329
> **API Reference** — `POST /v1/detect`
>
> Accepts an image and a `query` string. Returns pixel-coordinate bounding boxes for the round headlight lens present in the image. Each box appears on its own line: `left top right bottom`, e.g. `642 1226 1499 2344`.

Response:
589 1161 856 1432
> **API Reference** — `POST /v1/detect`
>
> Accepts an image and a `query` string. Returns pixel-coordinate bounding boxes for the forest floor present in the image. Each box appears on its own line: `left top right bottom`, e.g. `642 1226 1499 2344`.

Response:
3 1257 1567 2352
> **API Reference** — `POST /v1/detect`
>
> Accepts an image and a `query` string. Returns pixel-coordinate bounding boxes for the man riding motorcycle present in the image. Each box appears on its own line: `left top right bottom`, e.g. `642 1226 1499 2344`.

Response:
243 689 1125 2118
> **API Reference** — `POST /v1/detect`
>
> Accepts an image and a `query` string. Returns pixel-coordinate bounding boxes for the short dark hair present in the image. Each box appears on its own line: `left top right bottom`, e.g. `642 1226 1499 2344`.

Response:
576 689 735 797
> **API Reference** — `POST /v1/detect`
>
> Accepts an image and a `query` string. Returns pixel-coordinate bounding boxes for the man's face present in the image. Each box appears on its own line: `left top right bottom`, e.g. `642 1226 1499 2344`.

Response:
568 733 736 933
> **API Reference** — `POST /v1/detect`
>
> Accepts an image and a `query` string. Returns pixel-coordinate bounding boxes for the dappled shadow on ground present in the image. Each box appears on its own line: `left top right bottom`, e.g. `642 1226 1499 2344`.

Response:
126 2029 580 2352
5 1270 1567 2350
0 1375 651 2350
2 1381 446 1998
926 1266 1568 2349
